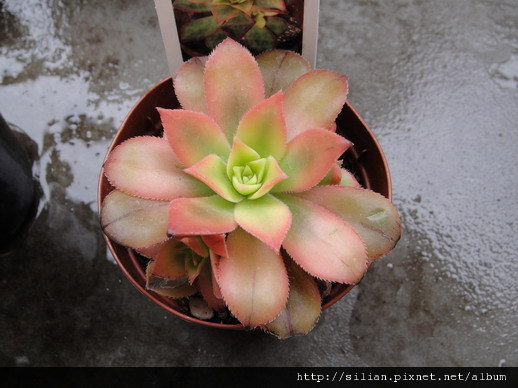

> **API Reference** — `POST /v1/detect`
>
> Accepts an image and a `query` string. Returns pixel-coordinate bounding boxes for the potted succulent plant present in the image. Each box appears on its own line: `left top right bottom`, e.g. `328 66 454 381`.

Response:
98 38 401 338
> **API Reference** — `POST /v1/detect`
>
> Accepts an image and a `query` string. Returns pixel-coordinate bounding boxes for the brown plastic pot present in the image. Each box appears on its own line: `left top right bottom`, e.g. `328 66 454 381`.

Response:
97 77 392 330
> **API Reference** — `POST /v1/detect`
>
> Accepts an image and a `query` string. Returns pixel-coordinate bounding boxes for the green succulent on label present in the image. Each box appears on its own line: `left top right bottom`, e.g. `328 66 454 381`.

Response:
100 38 401 338
173 0 300 55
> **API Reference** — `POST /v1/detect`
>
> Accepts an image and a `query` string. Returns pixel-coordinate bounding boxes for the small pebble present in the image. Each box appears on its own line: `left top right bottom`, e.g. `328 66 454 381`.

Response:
189 297 214 320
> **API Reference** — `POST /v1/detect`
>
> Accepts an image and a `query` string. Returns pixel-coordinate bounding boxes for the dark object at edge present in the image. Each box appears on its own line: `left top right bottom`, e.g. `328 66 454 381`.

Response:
0 113 38 252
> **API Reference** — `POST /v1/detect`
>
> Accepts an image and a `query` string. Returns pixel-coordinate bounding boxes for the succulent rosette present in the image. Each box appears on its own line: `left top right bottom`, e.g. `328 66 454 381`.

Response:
100 38 401 338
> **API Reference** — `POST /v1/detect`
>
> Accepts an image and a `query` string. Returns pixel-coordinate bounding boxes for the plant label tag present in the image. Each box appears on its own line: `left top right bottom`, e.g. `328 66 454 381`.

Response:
154 0 320 76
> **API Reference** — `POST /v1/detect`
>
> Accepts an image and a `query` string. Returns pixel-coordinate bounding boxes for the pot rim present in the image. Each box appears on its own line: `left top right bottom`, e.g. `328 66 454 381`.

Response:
97 76 392 330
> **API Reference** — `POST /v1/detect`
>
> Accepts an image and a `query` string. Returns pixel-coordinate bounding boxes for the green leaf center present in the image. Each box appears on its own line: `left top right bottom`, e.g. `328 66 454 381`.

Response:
231 157 267 196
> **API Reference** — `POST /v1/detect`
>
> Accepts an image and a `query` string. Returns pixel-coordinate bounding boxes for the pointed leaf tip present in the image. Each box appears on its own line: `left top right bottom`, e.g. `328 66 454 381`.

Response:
204 38 265 140
158 108 230 167
256 49 311 97
226 137 261 179
236 91 287 160
273 129 352 193
201 234 227 257
234 194 291 252
247 156 287 199
339 168 361 188
173 56 208 113
284 70 348 140
184 154 243 203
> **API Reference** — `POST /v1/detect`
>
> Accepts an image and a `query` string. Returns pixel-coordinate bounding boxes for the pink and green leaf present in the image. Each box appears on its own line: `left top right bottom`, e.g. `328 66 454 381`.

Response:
235 91 287 159
247 156 288 199
104 136 211 200
283 70 348 140
173 56 208 113
297 186 401 259
256 49 311 97
146 261 198 298
152 239 187 281
198 258 226 311
318 165 361 188
168 195 237 236
209 250 224 299
339 168 361 188
135 239 170 260
202 234 227 257
185 253 204 284
176 235 209 258
231 178 262 196
101 190 169 249
318 163 342 186
218 227 289 327
185 154 243 202
158 108 230 167
272 129 351 193
204 38 265 140
278 194 369 284
262 257 321 339
234 194 291 252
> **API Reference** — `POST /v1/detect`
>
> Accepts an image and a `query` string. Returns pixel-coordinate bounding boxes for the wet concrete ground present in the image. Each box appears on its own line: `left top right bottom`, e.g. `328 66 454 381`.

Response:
1 0 516 366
